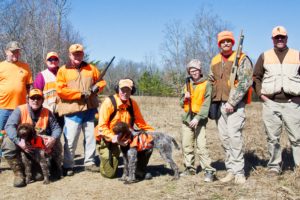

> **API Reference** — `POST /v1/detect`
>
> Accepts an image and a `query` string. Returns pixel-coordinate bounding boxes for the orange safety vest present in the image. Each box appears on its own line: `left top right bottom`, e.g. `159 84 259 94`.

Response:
183 81 207 113
18 104 49 134
130 132 153 152
41 69 58 113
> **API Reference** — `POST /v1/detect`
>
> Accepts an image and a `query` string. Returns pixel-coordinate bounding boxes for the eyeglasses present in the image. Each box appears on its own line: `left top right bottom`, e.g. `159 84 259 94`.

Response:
220 39 233 44
47 57 59 62
274 35 286 40
29 96 43 101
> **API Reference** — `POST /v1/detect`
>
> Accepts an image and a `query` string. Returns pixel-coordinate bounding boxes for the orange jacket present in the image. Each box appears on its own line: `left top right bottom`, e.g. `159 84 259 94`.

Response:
97 94 154 142
56 62 106 115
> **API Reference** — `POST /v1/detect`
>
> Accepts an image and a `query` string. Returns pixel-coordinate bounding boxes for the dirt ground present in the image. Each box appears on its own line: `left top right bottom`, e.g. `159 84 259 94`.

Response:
1 96 300 200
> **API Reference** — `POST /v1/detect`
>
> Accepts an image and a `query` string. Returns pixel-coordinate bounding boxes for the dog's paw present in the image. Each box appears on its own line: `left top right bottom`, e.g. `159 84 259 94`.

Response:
124 179 138 184
26 177 34 184
171 176 180 181
43 179 50 184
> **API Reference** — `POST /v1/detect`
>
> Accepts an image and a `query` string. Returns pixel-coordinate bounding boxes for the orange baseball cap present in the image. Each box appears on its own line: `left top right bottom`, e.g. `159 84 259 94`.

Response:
46 51 59 60
29 89 43 98
69 44 84 53
272 26 287 37
217 31 235 47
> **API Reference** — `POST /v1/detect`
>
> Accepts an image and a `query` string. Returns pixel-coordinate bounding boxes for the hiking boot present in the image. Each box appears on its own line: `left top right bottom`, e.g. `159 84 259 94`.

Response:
204 171 214 182
85 164 99 173
220 172 235 183
180 168 196 177
6 157 26 187
34 172 44 181
144 172 152 180
234 174 246 184
267 168 280 177
63 167 74 176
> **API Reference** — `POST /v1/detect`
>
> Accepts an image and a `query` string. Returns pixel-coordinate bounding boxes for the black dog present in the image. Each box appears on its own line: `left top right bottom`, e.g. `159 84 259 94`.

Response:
113 122 180 184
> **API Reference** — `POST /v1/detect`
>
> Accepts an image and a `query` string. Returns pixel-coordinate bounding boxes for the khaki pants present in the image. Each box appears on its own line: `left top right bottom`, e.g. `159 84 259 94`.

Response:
217 102 245 175
263 99 300 171
181 122 215 172
97 140 120 178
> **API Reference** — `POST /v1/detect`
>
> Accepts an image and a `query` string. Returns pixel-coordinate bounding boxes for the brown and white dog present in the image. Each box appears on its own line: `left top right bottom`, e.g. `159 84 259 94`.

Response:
113 122 180 184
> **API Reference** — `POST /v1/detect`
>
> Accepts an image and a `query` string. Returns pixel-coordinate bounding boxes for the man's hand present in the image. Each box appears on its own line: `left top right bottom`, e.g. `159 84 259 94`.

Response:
44 136 56 149
81 90 91 100
189 118 199 129
112 134 129 147
17 138 32 153
224 102 234 113
260 94 269 102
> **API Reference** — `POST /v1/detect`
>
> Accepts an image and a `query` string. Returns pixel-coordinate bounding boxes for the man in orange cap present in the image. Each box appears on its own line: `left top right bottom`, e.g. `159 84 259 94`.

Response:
254 26 300 176
97 78 154 179
56 44 106 176
1 89 62 187
209 30 253 184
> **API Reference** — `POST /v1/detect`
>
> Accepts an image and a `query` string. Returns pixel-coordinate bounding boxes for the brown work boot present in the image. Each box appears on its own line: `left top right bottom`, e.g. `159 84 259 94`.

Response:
6 157 26 187
220 172 235 183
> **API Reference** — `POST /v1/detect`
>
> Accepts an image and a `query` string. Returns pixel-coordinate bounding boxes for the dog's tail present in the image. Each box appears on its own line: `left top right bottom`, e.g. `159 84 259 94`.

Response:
171 138 180 150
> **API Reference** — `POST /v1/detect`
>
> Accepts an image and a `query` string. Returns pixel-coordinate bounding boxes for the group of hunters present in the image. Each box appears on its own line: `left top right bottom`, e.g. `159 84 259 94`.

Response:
0 25 299 188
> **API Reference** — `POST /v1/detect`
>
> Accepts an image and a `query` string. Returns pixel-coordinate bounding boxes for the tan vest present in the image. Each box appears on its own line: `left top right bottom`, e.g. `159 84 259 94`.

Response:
262 48 300 96
41 69 57 113
210 51 246 101
183 81 207 113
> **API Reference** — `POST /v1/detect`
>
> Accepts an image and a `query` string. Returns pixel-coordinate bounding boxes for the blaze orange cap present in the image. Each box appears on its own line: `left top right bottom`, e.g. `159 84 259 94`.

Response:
29 89 43 98
272 26 287 37
217 31 235 47
69 44 84 53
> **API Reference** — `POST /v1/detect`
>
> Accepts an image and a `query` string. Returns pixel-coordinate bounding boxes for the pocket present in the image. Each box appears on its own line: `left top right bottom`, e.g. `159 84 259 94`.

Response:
261 76 276 95
284 76 300 96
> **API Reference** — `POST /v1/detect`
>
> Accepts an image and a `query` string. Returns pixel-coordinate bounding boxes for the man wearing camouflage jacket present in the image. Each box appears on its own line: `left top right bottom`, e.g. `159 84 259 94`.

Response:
209 30 253 184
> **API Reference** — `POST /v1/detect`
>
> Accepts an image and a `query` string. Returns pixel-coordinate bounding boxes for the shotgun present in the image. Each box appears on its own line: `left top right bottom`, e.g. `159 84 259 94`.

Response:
185 76 193 120
91 56 115 93
229 30 244 88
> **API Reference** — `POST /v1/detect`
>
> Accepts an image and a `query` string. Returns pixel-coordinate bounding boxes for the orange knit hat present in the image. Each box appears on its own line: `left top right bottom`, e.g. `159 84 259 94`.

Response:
217 31 235 47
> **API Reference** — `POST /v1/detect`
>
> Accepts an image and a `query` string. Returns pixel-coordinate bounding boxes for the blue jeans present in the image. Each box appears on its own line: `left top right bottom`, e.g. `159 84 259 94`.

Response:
0 109 13 157
63 109 97 168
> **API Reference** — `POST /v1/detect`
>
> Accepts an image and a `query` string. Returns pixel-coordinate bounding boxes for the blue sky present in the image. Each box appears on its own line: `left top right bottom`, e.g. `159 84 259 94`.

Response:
69 0 300 64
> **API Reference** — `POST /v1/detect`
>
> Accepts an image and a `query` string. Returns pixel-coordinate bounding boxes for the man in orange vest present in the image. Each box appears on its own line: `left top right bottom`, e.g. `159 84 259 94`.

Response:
180 59 216 182
253 26 300 176
96 78 154 179
1 89 62 187
209 31 253 184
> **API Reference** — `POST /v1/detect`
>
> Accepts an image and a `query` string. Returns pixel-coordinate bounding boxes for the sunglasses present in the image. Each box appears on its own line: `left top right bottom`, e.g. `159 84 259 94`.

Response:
30 96 43 101
274 35 286 40
47 57 59 62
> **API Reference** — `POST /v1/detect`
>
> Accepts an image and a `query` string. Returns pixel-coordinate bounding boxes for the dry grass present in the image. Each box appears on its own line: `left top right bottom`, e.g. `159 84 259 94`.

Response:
1 96 300 200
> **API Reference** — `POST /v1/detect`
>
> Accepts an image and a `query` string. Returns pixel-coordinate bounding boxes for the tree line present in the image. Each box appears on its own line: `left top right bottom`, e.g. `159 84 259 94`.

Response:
0 1 228 97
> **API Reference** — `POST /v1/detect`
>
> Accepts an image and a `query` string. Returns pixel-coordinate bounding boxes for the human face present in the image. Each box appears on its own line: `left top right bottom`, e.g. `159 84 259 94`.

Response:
272 35 287 49
220 39 233 55
5 49 20 62
189 68 201 81
69 51 84 66
118 87 131 102
46 57 59 69
28 95 43 111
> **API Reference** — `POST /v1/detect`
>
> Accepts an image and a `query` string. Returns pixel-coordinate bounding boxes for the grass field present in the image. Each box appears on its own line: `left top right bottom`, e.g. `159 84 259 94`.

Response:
1 96 299 200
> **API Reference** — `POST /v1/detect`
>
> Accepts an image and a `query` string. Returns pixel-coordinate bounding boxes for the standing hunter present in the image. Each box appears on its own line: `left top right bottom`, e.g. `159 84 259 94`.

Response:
209 30 253 184
253 26 300 176
180 59 216 182
56 44 106 176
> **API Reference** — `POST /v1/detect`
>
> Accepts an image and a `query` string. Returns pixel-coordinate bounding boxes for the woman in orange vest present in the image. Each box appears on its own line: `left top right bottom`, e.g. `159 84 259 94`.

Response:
34 52 64 129
180 59 216 182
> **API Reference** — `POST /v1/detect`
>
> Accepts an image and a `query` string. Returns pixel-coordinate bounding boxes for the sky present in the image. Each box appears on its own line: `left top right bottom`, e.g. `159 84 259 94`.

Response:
69 0 300 64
